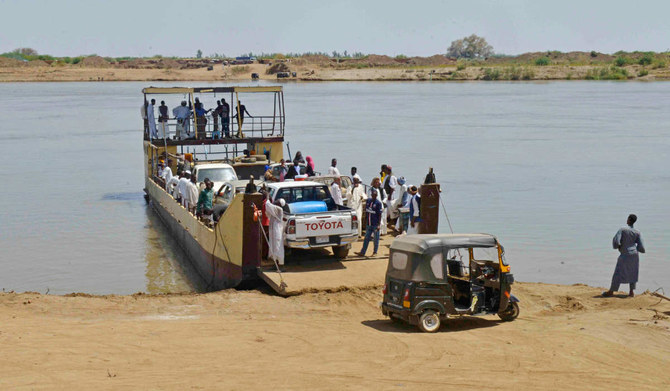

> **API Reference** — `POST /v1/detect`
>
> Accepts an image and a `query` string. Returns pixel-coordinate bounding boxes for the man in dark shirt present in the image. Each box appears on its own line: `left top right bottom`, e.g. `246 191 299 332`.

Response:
221 98 230 138
158 100 169 138
356 189 383 257
234 100 252 137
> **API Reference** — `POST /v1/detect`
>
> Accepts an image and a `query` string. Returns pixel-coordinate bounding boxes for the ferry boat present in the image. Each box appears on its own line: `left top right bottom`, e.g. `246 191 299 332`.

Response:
142 86 284 291
142 85 442 295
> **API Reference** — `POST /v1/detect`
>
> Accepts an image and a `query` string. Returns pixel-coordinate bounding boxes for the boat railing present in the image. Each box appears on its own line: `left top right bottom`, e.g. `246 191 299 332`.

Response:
147 114 285 142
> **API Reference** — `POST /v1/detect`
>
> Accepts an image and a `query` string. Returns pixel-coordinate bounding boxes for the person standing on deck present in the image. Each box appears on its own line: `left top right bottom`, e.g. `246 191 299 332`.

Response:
196 179 215 223
328 158 340 176
220 98 230 138
141 100 149 137
350 167 358 182
234 100 252 136
158 100 169 138
265 198 286 266
603 214 646 297
194 103 210 139
380 164 388 187
147 99 158 138
172 101 191 139
330 177 343 206
178 171 191 207
160 159 173 186
406 186 422 235
185 174 200 214
347 176 367 237
211 100 221 139
167 170 181 197
294 151 305 164
356 189 383 257
393 177 409 233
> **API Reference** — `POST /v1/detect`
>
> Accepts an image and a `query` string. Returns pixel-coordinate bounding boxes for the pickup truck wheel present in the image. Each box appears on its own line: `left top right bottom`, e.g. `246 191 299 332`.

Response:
332 245 349 259
418 310 441 333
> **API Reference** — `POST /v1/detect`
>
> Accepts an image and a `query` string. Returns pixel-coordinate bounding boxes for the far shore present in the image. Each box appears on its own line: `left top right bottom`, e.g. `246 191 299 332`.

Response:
1 62 669 83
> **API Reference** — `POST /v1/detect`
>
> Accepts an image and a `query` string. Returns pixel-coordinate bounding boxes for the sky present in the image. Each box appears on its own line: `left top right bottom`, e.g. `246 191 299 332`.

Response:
1 0 669 57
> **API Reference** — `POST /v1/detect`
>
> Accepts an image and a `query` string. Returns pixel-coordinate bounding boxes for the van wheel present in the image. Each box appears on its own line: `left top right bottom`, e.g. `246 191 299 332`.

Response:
418 311 441 333
332 245 349 259
498 302 520 322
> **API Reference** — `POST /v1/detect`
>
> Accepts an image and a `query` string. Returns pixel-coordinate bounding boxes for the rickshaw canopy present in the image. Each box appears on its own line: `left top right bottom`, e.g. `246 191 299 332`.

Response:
390 234 498 255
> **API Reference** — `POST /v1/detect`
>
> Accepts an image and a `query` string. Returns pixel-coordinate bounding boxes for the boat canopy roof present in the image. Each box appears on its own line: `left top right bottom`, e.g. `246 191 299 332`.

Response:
142 86 282 94
390 234 498 254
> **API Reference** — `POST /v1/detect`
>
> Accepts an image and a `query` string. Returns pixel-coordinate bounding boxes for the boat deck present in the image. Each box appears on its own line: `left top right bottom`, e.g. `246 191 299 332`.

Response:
258 234 397 296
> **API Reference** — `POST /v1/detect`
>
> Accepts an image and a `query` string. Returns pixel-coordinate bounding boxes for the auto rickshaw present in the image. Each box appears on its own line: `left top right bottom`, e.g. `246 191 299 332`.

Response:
380 233 519 333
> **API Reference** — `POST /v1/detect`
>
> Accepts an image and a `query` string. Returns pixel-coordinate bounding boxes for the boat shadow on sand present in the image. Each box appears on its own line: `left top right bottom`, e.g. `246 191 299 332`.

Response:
361 316 503 334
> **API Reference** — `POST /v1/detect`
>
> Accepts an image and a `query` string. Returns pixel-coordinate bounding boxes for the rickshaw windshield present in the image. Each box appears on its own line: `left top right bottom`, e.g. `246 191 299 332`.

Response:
471 247 498 262
387 250 444 282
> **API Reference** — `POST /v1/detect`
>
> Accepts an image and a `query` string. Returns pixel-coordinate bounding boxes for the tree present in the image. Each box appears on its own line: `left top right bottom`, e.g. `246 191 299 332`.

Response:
12 47 38 56
446 34 493 59
196 49 202 59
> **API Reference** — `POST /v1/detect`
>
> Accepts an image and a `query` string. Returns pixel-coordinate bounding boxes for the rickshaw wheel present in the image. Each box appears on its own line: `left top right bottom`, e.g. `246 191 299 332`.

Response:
418 311 441 333
498 302 520 322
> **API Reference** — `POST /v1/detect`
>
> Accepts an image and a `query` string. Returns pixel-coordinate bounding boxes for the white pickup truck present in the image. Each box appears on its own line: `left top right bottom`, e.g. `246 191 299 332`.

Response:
192 162 238 195
266 181 358 259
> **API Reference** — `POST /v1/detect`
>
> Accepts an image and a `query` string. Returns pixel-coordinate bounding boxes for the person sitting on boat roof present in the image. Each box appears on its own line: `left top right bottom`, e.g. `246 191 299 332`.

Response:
328 158 340 176
233 100 252 137
177 171 192 207
172 101 191 139
196 179 215 224
147 99 158 138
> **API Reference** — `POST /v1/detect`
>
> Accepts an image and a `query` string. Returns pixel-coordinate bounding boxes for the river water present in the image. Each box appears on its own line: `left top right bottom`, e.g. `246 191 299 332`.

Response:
0 81 668 294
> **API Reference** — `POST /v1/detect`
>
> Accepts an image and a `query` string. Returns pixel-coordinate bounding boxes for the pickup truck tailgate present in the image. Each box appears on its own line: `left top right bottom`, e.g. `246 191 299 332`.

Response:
295 213 352 237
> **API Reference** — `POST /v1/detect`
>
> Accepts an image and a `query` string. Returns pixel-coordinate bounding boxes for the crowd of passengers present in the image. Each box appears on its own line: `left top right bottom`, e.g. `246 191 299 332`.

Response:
154 152 436 260
142 97 252 140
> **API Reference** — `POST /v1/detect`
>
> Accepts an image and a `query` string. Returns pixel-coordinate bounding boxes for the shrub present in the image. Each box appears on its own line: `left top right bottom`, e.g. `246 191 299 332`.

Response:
590 51 598 58
482 67 501 80
535 57 550 66
614 56 630 67
503 66 522 80
638 69 649 77
585 66 628 80
652 60 666 69
395 54 407 59
456 61 467 71
638 53 654 66
522 67 535 80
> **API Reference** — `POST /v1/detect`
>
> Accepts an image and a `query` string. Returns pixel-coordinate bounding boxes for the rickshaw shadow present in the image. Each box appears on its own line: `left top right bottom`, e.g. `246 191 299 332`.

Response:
361 317 502 333
592 294 632 299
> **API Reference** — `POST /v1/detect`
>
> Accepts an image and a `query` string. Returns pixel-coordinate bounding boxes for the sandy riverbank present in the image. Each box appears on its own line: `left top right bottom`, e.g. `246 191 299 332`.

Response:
1 282 669 390
1 62 670 82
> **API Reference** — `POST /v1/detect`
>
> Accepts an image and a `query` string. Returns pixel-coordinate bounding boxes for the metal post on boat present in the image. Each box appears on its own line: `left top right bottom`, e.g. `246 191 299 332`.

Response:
190 92 197 140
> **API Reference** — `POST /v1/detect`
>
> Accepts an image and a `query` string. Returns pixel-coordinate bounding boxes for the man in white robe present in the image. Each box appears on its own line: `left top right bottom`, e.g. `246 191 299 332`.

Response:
330 177 343 206
265 198 286 266
147 99 158 138
166 172 180 198
178 171 191 207
185 176 200 213
160 160 173 187
172 101 191 139
406 186 421 235
383 166 398 219
347 177 367 237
